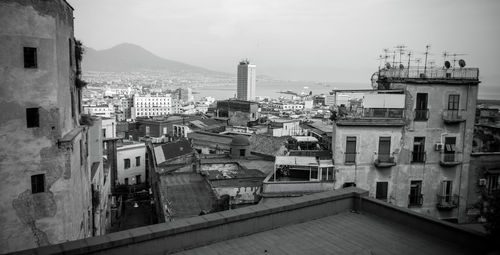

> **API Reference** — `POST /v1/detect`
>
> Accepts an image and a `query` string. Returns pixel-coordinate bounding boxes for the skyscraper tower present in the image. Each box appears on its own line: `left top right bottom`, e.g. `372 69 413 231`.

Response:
237 60 256 101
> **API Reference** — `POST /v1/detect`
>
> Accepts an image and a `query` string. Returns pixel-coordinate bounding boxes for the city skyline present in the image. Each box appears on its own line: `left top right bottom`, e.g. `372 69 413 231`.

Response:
69 0 500 92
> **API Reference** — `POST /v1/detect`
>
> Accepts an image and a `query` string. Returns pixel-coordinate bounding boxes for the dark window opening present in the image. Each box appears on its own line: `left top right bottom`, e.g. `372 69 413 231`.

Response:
69 38 73 66
376 182 388 201
444 137 457 162
136 175 141 184
345 136 356 163
102 129 106 138
124 158 130 169
448 94 460 110
31 174 45 193
343 182 356 188
415 93 428 120
26 108 39 128
124 178 129 185
409 180 423 206
412 137 426 162
135 156 140 166
378 137 391 162
239 149 245 156
24 47 37 68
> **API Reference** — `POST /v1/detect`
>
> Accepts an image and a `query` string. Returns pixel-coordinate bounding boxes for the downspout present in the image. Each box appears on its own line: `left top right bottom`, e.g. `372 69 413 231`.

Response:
457 84 470 221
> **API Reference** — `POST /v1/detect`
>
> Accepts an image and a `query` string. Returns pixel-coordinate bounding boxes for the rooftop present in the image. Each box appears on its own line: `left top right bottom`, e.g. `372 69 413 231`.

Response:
377 67 480 84
18 188 492 255
154 139 194 165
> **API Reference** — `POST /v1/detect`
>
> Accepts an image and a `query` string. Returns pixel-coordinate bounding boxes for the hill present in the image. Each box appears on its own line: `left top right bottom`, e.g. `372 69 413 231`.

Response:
81 43 222 74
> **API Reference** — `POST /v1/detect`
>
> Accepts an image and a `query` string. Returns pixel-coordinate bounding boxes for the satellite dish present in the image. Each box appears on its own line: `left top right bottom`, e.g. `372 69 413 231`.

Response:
444 61 451 69
399 64 404 69
458 59 466 68
385 63 391 69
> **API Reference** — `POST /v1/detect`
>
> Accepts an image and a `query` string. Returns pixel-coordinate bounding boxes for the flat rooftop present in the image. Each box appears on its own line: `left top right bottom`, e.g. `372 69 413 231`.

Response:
174 212 472 255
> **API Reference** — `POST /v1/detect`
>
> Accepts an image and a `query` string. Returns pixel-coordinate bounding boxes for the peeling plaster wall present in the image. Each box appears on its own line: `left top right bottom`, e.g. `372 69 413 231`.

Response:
333 83 478 223
0 1 93 253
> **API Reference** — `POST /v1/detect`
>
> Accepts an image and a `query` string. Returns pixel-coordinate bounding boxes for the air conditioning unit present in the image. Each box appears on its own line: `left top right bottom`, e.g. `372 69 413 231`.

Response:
478 178 487 186
435 143 443 151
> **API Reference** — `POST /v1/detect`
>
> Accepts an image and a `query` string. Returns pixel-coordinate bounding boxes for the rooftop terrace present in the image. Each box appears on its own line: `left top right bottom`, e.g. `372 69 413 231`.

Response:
377 67 480 83
14 188 493 255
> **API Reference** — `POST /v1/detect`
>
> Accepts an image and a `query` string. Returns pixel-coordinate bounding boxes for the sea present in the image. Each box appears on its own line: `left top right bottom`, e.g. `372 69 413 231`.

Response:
193 80 369 100
193 80 500 101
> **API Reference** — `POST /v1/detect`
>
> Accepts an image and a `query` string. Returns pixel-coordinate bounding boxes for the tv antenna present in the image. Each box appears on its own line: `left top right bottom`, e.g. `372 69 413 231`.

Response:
451 53 467 68
423 44 431 75
395 45 407 67
406 51 413 70
413 58 422 71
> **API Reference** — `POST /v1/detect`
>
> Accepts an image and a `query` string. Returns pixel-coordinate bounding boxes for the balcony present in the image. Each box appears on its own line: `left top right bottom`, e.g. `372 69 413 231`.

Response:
436 194 458 210
414 109 429 121
378 68 479 82
411 151 426 163
374 153 396 168
336 108 405 127
442 109 466 124
408 194 423 207
439 152 462 167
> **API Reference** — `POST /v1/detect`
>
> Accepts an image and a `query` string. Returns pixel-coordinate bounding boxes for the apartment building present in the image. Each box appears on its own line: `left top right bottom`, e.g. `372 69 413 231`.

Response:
132 93 172 119
0 1 98 252
332 66 480 223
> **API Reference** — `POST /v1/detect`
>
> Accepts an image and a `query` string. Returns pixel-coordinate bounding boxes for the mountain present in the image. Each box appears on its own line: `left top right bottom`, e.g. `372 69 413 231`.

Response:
82 43 221 74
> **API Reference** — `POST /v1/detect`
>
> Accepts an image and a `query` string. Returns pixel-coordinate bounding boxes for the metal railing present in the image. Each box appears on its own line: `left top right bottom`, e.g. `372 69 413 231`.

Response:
379 68 479 80
436 194 458 208
414 109 429 121
411 151 426 163
344 152 356 164
408 194 423 207
440 151 463 164
442 109 467 122
377 153 394 163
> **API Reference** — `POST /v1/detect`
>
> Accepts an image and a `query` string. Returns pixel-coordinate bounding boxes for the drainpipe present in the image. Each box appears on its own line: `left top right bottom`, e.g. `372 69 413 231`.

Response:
457 85 470 222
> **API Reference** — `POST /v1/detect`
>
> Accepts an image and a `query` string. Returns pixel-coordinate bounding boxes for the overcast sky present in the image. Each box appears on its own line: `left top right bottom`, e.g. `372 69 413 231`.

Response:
68 0 500 93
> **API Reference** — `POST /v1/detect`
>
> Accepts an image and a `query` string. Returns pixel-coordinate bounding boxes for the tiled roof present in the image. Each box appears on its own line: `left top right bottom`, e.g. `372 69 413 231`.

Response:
249 134 287 157
154 139 193 164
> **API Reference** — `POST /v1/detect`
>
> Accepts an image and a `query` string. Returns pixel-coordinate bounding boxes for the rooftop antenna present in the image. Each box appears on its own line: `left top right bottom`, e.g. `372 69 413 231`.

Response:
392 50 396 68
407 50 413 70
423 44 431 75
413 58 422 72
395 45 407 67
451 53 467 68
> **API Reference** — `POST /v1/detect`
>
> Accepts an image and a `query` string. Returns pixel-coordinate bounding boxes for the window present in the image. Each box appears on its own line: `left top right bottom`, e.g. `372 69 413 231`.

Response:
145 126 150 136
409 180 423 207
163 127 167 135
440 180 453 200
448 94 460 110
239 149 246 156
412 137 426 162
343 182 356 188
80 139 84 166
124 158 130 169
69 38 72 66
136 175 141 184
102 129 106 138
345 136 356 164
376 182 388 201
487 174 499 194
24 47 37 68
124 178 129 185
31 174 45 193
378 137 391 162
415 93 428 121
443 137 457 162
26 108 39 128
135 156 141 166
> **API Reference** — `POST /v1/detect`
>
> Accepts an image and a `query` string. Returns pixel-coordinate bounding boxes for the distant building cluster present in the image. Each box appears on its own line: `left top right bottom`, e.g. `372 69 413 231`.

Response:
1 1 499 254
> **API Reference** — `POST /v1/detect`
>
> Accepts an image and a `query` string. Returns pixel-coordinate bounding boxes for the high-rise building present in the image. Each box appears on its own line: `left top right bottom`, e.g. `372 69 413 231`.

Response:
237 60 256 101
0 0 107 252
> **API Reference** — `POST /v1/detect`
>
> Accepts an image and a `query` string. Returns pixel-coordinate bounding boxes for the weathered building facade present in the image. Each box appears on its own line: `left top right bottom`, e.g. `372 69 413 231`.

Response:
0 0 96 252
332 67 479 223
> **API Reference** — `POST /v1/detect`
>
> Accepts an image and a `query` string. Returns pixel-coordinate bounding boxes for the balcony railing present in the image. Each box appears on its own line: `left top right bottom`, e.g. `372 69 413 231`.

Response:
344 152 357 164
411 151 426 163
442 109 467 124
436 194 458 210
374 153 396 168
379 68 479 80
408 194 423 207
439 152 463 167
414 109 429 121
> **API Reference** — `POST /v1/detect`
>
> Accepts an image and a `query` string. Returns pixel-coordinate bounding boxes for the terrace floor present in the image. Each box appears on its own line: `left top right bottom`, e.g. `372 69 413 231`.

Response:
174 211 476 255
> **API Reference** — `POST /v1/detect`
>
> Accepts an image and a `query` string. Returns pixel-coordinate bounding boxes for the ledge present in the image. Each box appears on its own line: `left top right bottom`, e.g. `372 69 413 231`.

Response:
57 126 84 149
336 118 405 126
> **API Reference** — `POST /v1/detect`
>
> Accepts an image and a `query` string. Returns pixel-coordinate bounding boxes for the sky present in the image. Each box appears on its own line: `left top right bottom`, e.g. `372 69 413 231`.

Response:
68 0 500 95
